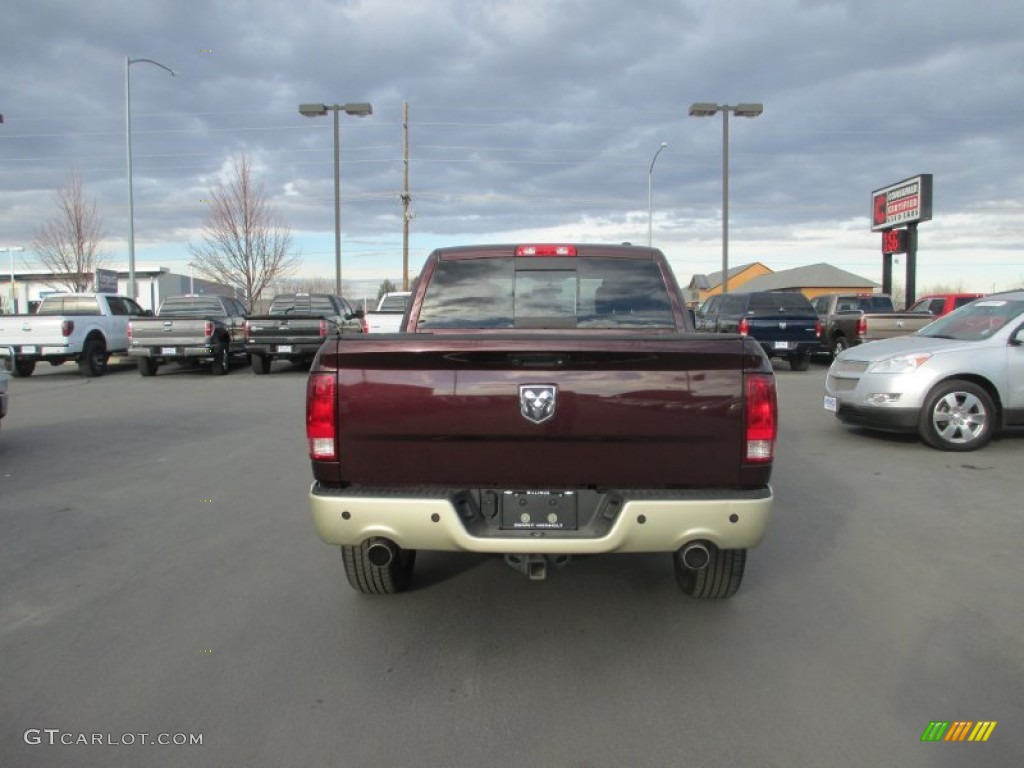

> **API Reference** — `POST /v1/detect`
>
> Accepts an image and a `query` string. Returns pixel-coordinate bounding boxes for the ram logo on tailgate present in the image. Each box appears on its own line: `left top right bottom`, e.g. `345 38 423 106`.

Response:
520 385 557 424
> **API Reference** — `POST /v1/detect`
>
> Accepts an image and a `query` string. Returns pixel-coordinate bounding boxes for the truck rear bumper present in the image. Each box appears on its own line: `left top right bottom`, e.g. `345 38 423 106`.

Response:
309 484 773 553
127 346 217 358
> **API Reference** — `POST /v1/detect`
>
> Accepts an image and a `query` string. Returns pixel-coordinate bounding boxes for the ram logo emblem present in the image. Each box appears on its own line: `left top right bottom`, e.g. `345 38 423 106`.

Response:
520 385 557 424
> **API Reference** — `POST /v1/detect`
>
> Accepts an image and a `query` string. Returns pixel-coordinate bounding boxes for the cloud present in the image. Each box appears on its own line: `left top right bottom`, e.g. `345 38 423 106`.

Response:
2 0 1023 292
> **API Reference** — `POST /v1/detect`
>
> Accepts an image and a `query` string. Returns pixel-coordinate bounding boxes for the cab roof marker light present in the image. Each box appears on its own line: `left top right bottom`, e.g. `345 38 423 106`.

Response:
515 245 577 257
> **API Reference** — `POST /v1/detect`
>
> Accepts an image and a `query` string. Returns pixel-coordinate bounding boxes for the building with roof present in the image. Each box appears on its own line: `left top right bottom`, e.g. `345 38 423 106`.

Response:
686 261 879 306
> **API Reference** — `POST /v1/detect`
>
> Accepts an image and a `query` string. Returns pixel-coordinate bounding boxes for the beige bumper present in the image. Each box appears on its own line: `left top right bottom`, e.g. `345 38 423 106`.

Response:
309 485 772 554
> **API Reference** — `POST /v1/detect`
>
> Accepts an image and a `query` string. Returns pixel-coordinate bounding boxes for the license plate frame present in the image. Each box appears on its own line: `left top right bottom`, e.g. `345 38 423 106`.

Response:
500 491 578 531
823 395 837 412
160 347 177 356
773 341 791 350
277 344 293 354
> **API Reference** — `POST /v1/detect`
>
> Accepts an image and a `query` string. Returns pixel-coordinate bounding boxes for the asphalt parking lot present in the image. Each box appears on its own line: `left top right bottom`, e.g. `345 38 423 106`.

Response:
1 358 1021 767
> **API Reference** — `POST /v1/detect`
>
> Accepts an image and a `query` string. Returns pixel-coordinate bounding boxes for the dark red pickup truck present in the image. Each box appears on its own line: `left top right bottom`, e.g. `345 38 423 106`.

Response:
306 244 778 598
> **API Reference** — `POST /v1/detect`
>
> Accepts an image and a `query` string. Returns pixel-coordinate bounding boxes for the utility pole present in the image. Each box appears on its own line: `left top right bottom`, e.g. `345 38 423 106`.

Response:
401 102 411 290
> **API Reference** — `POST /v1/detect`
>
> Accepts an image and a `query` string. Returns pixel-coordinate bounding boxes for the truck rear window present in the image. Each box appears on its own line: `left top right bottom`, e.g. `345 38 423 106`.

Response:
417 257 676 330
36 296 101 315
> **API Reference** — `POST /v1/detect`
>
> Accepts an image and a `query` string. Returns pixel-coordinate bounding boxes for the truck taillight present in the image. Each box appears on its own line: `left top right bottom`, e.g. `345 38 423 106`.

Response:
738 318 750 336
204 320 214 338
319 318 328 337
61 320 74 337
127 322 133 340
815 319 823 338
857 316 867 337
243 321 252 340
745 374 777 463
306 373 337 460
515 244 577 257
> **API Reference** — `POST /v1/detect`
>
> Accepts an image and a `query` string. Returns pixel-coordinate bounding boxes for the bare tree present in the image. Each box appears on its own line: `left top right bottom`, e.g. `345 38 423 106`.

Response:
377 278 398 303
31 173 105 292
189 153 298 310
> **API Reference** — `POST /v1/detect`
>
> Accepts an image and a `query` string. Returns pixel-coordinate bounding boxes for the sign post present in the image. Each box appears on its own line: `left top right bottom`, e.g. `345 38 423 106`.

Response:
871 174 932 307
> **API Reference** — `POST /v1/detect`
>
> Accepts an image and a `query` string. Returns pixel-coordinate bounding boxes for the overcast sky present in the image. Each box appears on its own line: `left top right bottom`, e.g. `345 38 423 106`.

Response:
2 0 1023 295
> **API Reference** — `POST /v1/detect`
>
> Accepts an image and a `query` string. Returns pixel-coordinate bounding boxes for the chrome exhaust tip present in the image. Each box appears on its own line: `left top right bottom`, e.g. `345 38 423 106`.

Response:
680 542 711 570
366 538 397 568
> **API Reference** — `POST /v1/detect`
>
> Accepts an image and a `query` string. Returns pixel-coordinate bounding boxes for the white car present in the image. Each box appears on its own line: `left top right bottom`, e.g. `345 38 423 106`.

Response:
824 291 1024 451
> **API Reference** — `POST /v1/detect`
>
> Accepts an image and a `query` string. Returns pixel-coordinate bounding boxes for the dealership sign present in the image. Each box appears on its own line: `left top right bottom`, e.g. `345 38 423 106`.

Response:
870 174 933 231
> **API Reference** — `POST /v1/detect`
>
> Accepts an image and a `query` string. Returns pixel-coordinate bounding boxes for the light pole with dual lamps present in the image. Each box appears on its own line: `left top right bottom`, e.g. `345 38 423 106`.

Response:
688 102 763 294
2 246 25 314
298 102 373 296
647 142 669 247
125 56 176 301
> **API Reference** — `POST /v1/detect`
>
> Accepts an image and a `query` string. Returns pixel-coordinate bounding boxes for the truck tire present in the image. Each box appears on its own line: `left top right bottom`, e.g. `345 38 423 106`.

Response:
210 342 230 376
918 379 995 452
674 543 745 599
341 539 416 594
78 338 108 377
789 352 811 371
12 358 36 377
251 353 272 375
137 357 159 377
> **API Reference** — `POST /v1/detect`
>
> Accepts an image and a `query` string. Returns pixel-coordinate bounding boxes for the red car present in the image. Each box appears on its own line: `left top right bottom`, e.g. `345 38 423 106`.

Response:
907 293 984 317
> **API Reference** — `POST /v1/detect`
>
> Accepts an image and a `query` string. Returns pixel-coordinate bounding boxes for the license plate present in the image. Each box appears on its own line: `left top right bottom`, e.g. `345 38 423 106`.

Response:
773 341 791 350
22 345 37 354
161 347 176 356
501 491 578 531
277 344 293 353
823 395 837 412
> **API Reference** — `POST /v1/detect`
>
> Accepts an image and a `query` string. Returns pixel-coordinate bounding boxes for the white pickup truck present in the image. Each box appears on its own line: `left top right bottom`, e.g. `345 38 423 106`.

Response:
364 291 411 333
0 293 149 377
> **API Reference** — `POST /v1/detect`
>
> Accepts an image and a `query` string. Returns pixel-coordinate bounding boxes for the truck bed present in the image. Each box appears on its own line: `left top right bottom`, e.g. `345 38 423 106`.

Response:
312 333 772 491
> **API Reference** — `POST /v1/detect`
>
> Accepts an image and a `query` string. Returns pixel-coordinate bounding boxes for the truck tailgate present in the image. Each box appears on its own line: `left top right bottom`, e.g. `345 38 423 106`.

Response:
863 313 934 340
319 334 768 489
0 317 68 347
130 318 213 346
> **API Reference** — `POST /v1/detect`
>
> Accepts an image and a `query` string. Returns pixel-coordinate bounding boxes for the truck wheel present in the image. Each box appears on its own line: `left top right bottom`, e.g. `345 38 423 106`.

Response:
918 379 995 452
789 352 811 371
251 354 272 375
137 357 159 377
12 359 36 377
341 539 416 595
831 336 849 357
78 339 108 377
674 543 745 599
210 343 230 376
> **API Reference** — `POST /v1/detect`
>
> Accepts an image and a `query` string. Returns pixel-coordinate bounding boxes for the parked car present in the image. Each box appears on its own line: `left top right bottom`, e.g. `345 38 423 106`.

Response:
0 293 149 377
127 295 249 376
693 294 724 331
699 290 822 370
364 290 412 333
810 292 935 357
824 291 1024 451
307 243 778 598
244 293 362 374
906 293 985 317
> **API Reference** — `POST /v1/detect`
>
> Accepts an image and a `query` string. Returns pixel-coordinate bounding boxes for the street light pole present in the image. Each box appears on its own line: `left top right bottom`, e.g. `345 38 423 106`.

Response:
125 56 176 301
647 142 669 247
298 102 373 296
2 246 25 314
688 102 763 294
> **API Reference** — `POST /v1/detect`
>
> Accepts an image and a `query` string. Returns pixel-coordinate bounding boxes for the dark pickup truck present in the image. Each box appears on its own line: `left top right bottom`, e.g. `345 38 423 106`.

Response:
127 295 249 376
810 293 934 357
306 243 778 599
244 293 363 374
699 291 823 371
